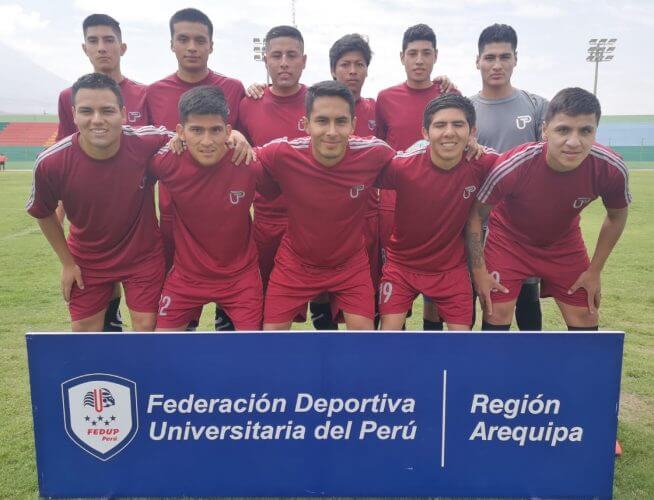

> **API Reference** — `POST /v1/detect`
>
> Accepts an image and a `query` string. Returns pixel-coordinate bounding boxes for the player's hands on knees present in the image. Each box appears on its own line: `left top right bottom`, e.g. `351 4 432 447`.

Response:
472 269 508 316
227 130 256 165
245 82 267 100
167 134 185 155
433 75 458 94
61 262 84 302
465 136 485 161
568 269 601 315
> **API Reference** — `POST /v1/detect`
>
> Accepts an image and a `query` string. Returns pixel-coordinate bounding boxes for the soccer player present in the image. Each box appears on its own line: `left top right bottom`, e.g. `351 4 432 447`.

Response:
470 24 549 331
258 81 395 331
151 86 269 331
379 94 497 330
237 26 307 286
375 24 459 330
146 7 247 331
467 87 630 332
55 13 150 332
27 73 170 332
56 14 149 140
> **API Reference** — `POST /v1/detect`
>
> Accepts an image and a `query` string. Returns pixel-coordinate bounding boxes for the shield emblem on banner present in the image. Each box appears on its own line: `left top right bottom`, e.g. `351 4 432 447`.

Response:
61 373 139 461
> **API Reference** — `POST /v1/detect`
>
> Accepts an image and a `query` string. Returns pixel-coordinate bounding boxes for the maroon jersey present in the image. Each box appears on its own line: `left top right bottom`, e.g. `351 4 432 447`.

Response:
238 85 308 223
147 71 245 218
149 148 262 281
376 81 457 211
26 126 170 274
380 145 498 272
257 136 395 267
56 78 149 140
479 142 632 247
354 97 380 216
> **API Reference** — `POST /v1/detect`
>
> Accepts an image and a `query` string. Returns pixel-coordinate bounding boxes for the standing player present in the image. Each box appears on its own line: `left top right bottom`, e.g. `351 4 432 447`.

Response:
147 8 246 331
375 24 459 330
237 25 310 317
151 86 269 331
56 13 150 332
379 94 497 330
258 81 395 330
27 74 170 332
470 24 549 331
467 87 630 332
56 14 149 140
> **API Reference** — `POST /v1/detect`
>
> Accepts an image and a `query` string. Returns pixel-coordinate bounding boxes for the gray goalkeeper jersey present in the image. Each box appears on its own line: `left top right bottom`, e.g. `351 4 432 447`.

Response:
470 89 548 153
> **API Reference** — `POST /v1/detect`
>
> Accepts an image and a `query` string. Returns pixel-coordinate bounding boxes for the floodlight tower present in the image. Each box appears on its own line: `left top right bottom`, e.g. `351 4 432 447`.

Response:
587 38 617 96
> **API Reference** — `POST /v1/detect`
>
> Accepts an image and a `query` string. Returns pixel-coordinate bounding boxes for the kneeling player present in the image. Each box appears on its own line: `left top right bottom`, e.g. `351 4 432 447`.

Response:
378 94 497 331
467 87 630 330
258 81 395 331
27 73 169 331
150 86 271 331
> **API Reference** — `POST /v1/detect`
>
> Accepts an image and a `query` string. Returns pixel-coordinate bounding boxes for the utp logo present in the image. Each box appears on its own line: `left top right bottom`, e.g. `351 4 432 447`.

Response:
62 373 138 461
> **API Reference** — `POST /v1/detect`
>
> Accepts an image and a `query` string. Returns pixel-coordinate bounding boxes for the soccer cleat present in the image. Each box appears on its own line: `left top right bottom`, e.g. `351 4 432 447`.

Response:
615 440 622 457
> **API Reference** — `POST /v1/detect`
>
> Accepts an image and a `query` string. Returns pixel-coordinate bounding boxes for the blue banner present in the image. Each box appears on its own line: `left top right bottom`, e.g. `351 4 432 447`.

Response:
26 331 623 498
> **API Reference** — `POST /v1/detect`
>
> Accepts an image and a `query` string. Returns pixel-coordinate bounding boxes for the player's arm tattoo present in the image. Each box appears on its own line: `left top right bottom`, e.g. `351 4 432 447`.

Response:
465 202 492 269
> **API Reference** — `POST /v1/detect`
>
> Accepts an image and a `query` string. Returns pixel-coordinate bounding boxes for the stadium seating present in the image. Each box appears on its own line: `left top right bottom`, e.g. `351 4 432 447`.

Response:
0 122 58 161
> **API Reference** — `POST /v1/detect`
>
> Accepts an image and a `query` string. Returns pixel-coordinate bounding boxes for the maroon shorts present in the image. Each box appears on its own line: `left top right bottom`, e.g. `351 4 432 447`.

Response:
157 265 263 330
378 209 395 261
379 262 473 325
364 213 381 290
253 218 287 290
264 242 374 324
69 252 166 321
485 230 590 307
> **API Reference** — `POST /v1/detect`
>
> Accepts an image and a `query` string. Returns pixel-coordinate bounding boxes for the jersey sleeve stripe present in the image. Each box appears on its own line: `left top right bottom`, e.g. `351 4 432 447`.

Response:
26 138 74 210
122 125 173 137
589 146 632 204
477 144 543 202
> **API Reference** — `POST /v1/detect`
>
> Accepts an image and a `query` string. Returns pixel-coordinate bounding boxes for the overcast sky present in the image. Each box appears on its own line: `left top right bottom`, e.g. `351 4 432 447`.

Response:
1 0 652 115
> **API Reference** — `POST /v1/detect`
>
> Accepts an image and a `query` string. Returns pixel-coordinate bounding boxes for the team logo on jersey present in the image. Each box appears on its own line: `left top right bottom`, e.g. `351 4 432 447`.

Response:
297 119 306 132
515 115 532 130
350 185 365 198
573 197 592 209
128 111 142 123
62 373 138 461
230 190 246 204
368 119 376 131
463 185 477 199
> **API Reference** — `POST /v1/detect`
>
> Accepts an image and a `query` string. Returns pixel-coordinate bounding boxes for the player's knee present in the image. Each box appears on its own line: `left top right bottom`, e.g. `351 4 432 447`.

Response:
131 312 156 332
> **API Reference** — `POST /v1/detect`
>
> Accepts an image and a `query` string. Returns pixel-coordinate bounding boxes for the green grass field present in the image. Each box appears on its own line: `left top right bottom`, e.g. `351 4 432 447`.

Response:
1 169 653 498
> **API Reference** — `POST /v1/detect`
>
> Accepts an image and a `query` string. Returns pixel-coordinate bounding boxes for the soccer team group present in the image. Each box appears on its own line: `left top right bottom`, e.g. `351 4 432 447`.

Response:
26 8 631 333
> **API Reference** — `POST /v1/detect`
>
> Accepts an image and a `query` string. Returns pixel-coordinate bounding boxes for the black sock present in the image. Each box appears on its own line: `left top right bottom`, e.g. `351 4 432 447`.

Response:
515 283 542 331
103 297 123 332
310 302 338 330
423 320 444 331
215 308 235 332
567 325 598 331
482 320 511 331
185 319 199 332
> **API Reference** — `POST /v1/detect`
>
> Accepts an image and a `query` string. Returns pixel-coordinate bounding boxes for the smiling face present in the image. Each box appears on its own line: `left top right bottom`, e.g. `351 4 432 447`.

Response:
73 88 125 158
265 36 306 93
422 107 474 170
401 40 437 86
171 21 213 73
332 50 368 99
543 112 598 172
476 41 516 91
82 25 126 74
305 96 355 167
178 113 230 167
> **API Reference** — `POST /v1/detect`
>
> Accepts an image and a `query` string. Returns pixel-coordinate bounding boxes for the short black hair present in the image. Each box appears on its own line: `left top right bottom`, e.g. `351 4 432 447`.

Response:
178 85 229 124
72 73 123 108
329 34 372 72
265 25 304 49
83 14 122 41
305 81 355 119
402 24 436 51
169 8 213 40
478 24 517 54
423 94 476 130
545 87 602 123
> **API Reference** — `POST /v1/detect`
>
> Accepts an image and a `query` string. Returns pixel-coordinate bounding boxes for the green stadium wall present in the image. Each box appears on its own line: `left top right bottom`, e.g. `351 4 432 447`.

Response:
0 146 46 162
